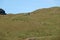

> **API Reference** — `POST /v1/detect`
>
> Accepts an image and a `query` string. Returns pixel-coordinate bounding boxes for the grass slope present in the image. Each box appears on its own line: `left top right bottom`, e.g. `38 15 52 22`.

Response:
0 7 60 40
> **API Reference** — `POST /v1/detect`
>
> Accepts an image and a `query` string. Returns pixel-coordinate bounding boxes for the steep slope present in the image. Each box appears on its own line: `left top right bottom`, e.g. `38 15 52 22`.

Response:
0 7 60 40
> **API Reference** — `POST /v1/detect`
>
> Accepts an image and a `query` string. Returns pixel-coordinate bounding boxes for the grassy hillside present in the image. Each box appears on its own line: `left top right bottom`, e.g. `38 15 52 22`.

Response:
0 7 60 40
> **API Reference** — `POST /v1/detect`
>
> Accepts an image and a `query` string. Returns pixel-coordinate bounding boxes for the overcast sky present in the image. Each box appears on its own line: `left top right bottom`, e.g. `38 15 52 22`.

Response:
0 0 60 14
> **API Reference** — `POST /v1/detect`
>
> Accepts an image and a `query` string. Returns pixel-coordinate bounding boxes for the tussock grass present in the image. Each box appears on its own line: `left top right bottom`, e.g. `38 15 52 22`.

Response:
0 7 60 40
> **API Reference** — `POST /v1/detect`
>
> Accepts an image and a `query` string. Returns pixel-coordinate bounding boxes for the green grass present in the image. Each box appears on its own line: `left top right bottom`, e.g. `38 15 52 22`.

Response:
0 7 60 40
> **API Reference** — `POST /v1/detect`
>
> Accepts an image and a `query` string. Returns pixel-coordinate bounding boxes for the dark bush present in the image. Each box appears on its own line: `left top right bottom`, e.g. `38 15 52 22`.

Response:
0 8 6 15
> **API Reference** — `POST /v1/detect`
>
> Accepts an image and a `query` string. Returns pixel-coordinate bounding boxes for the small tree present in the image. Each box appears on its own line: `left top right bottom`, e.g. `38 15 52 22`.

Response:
0 8 6 15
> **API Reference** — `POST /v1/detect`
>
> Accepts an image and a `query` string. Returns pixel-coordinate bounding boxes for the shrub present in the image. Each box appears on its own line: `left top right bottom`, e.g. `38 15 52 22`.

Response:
0 8 6 15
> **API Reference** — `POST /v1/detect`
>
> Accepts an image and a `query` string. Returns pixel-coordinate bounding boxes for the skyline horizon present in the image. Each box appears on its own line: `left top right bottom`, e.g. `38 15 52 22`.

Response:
1 6 60 14
0 0 60 14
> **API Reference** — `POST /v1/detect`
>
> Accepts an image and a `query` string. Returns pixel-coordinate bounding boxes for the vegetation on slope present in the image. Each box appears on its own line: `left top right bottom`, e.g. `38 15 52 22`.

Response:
0 7 60 40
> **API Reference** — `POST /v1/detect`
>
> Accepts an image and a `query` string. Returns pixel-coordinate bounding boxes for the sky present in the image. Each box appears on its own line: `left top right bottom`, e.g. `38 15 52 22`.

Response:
0 0 60 14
